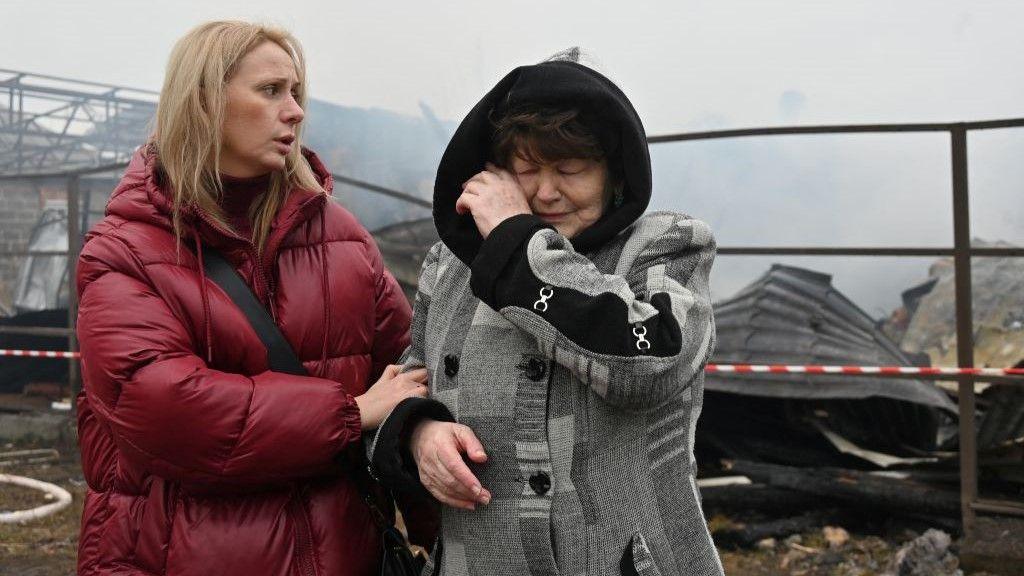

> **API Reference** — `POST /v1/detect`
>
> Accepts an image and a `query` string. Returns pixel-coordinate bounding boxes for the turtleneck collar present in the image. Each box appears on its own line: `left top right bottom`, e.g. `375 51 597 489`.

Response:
219 172 272 237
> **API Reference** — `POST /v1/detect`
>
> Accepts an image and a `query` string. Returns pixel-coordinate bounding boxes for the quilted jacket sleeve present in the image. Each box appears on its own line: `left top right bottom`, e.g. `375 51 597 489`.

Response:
76 229 363 489
469 212 716 411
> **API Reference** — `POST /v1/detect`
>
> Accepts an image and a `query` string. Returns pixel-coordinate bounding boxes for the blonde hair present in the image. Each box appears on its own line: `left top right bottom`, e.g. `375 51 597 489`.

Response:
154 20 324 250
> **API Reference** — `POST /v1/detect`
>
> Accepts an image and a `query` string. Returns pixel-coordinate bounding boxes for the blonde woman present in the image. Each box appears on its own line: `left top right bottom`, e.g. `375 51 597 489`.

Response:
76 21 431 576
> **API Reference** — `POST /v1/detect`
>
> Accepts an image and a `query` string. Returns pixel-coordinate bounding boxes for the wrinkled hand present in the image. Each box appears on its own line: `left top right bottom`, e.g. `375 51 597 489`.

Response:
456 162 532 238
409 419 491 510
355 365 428 430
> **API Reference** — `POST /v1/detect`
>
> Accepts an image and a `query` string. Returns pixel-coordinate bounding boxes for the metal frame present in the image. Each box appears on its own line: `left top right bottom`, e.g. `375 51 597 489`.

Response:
0 69 157 176
647 118 1024 532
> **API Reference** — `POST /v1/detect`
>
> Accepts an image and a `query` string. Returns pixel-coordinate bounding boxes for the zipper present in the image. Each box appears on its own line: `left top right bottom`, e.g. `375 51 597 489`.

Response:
268 285 278 322
249 245 277 322
196 211 248 243
196 211 277 318
289 489 318 576
265 260 279 323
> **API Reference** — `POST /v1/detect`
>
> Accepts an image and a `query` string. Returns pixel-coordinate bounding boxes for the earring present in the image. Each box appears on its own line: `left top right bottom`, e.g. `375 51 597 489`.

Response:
613 187 624 208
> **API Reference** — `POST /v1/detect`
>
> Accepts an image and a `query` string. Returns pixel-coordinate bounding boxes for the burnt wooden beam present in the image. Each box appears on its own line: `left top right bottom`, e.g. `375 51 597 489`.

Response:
712 509 842 549
725 459 960 518
700 483 828 515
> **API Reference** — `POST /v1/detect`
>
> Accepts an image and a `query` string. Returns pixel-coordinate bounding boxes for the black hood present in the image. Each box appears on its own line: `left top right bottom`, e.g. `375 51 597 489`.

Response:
434 60 652 265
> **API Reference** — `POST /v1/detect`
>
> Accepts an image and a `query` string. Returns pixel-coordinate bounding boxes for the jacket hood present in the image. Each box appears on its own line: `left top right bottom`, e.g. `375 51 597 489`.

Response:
106 144 333 248
434 60 652 265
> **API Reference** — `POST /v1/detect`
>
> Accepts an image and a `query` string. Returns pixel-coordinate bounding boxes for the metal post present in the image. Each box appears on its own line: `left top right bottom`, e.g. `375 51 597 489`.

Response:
81 183 92 236
16 90 24 172
66 174 81 400
951 125 977 534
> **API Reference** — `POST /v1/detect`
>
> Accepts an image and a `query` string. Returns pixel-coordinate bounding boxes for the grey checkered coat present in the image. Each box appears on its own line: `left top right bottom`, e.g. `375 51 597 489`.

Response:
372 211 723 576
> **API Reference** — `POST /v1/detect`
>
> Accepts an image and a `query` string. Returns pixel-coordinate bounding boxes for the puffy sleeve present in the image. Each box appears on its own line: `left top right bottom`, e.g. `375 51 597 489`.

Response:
76 229 363 490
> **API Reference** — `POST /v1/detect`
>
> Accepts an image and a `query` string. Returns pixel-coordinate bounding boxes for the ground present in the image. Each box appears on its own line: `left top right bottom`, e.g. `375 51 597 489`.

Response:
0 441 1013 576
0 443 82 576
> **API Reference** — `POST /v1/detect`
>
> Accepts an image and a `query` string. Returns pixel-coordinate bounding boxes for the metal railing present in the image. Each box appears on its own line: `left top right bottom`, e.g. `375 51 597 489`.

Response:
647 117 1024 534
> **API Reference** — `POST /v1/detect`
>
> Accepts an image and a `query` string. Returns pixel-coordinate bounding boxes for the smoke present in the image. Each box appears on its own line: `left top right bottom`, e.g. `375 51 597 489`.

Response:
649 118 1023 316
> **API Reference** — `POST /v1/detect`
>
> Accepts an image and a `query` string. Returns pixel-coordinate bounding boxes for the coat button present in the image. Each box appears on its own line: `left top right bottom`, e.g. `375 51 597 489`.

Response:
443 354 459 378
525 358 547 382
529 471 551 496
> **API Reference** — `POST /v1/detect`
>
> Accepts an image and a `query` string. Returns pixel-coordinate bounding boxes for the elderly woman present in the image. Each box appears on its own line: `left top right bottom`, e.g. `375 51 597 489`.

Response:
75 21 431 576
371 57 723 575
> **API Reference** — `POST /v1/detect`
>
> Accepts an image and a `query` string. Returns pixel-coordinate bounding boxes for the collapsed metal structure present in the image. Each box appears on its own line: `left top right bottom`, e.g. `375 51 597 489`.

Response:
705 264 958 462
0 69 157 176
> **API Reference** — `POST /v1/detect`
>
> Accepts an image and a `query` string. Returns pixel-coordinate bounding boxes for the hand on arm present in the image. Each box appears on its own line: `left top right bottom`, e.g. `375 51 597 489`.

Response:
355 365 429 429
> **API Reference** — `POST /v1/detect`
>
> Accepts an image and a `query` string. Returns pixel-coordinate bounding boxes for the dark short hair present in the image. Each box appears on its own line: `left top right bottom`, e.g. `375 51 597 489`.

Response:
490 106 605 167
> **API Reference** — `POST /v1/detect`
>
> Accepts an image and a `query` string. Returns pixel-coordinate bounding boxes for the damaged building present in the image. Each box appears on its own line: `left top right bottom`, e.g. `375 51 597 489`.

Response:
701 264 958 468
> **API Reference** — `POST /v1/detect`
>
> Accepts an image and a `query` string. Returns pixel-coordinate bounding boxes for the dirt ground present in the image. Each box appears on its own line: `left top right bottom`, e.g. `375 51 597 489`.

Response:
0 441 1012 576
716 524 970 576
0 445 82 576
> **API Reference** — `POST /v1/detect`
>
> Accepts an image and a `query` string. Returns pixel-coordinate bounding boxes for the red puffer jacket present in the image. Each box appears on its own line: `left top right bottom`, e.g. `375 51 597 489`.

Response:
76 146 417 576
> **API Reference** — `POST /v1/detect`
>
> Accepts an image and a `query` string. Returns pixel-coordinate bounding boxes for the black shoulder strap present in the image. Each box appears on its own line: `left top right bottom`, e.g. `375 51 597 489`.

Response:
200 245 395 528
200 247 307 377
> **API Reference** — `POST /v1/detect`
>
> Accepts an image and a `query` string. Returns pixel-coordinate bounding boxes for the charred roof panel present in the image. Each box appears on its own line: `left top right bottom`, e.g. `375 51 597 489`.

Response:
709 264 956 412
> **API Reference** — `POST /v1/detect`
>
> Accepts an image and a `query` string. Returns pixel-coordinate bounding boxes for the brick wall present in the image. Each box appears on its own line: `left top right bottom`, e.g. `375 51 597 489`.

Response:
0 180 45 311
0 175 118 313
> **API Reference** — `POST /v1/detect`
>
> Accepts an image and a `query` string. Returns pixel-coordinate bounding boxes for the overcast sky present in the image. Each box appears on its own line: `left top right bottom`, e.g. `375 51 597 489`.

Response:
3 0 1022 313
5 0 1021 129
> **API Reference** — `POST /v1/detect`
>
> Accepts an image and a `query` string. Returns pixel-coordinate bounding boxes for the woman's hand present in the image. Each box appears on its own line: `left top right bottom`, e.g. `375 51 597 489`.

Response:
409 419 491 510
456 162 532 238
355 365 428 430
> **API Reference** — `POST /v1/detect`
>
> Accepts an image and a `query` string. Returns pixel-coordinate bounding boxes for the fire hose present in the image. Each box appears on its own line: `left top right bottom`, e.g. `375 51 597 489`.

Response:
0 473 72 523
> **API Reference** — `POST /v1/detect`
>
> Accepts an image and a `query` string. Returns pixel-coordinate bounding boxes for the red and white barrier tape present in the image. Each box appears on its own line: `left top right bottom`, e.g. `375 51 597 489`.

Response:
0 349 80 359
705 364 1024 377
1 349 1022 377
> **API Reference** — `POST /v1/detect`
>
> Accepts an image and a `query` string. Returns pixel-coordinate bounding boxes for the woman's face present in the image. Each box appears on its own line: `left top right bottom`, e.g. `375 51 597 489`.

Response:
510 151 611 238
220 41 304 178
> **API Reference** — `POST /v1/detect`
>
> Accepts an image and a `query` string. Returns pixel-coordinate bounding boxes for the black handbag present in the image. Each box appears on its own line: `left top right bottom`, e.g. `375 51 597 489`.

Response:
200 247 426 576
